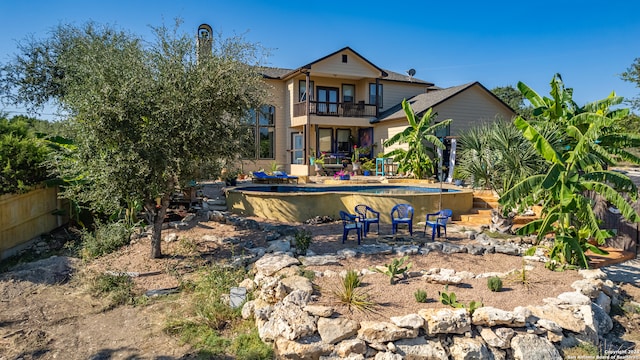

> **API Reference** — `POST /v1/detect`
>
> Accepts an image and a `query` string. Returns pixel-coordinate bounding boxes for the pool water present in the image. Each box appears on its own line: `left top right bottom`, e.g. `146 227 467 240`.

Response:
238 185 459 195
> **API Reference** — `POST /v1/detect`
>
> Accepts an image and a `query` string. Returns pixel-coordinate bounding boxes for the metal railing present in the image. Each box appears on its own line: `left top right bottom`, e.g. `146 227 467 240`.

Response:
293 101 376 118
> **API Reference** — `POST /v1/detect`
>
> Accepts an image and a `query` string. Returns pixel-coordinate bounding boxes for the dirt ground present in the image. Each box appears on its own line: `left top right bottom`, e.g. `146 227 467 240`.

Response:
1 213 640 359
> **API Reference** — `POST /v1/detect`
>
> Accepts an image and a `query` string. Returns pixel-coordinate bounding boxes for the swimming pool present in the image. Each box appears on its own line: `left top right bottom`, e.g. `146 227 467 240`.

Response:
226 182 473 224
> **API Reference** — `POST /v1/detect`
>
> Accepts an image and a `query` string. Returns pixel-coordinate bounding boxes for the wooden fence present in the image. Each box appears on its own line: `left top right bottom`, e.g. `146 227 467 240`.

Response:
593 192 640 256
0 186 68 260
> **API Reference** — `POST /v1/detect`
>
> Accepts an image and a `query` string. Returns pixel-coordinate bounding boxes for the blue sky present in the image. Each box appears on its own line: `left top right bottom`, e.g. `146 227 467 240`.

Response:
1 0 639 119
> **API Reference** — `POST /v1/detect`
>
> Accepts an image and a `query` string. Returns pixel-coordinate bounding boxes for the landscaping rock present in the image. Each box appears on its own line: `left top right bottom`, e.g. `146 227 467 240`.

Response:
254 253 300 276
317 317 359 344
357 321 418 343
510 334 561 360
275 336 332 359
419 308 471 335
389 314 424 330
450 336 492 360
335 338 368 357
393 337 448 359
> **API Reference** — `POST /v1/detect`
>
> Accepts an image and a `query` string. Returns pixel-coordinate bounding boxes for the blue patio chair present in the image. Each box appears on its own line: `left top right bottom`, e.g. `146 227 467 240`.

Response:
340 210 363 244
354 204 380 237
424 209 453 241
273 170 299 184
391 203 414 235
252 171 282 184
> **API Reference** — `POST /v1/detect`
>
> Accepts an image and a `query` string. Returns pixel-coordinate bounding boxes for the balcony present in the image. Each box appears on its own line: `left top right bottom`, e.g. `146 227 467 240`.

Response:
294 101 377 118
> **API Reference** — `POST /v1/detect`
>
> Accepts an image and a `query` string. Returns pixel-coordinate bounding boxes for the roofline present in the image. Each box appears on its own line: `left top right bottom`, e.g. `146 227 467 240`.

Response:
279 46 388 80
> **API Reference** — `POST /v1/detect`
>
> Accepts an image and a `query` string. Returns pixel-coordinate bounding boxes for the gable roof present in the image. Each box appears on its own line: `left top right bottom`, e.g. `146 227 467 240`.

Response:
258 47 433 86
372 82 515 123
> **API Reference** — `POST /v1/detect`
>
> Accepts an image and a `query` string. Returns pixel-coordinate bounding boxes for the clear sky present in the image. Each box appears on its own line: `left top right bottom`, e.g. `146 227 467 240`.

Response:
1 0 639 119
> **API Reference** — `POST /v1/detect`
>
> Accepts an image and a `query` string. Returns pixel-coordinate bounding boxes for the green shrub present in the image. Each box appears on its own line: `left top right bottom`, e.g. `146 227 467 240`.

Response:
81 221 131 259
294 229 313 255
414 289 428 303
487 276 503 292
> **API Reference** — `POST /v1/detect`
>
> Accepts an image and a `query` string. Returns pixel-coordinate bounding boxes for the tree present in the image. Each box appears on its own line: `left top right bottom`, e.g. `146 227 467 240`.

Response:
383 99 451 179
621 57 640 110
0 21 267 258
500 74 640 269
491 85 533 119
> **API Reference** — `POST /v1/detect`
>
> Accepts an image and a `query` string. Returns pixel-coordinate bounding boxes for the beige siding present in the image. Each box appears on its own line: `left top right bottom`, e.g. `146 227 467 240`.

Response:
433 86 515 136
374 119 408 155
379 81 428 110
311 50 381 78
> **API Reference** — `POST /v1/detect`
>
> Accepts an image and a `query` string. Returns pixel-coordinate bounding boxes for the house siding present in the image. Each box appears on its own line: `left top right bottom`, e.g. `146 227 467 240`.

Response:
433 85 514 136
310 50 381 78
379 80 428 110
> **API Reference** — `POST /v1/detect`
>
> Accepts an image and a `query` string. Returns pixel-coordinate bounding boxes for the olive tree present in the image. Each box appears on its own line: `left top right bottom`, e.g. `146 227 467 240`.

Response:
0 21 267 258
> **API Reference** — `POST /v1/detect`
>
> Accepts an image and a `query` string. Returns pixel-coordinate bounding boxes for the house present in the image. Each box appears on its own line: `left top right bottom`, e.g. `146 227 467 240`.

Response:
236 44 516 177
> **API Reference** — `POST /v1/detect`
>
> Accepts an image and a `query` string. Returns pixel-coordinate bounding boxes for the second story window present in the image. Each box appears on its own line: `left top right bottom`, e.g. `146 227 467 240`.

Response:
342 84 355 103
369 83 383 109
299 80 314 102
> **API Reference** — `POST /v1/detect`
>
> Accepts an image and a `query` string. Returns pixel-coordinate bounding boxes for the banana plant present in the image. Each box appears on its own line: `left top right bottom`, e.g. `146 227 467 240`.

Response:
383 99 451 179
500 74 640 269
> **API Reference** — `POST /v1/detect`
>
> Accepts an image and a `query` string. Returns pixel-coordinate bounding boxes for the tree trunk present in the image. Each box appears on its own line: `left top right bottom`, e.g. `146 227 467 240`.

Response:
146 195 170 259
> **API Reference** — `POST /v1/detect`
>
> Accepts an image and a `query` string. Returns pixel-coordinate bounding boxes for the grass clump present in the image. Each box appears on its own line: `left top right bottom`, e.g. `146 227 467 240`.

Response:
487 276 503 292
165 265 272 358
332 269 376 312
414 289 428 303
81 220 131 259
90 273 136 309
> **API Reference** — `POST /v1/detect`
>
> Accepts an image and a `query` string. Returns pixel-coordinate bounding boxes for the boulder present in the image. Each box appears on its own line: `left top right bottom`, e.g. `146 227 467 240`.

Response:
449 336 492 360
317 317 359 344
335 338 368 357
510 334 561 360
419 308 471 335
275 336 332 359
479 327 514 349
390 314 425 330
357 321 418 343
254 253 300 276
393 337 448 359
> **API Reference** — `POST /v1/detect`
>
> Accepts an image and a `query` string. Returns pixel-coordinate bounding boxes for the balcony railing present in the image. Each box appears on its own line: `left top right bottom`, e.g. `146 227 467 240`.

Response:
293 101 377 118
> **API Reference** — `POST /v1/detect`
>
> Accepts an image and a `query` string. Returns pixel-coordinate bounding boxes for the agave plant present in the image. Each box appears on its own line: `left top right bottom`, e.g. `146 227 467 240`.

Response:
500 74 640 269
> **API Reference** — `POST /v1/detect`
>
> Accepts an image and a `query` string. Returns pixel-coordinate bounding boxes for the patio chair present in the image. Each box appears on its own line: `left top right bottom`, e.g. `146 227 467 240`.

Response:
424 209 453 241
354 204 380 237
252 171 282 184
340 210 362 244
391 203 414 235
273 171 299 184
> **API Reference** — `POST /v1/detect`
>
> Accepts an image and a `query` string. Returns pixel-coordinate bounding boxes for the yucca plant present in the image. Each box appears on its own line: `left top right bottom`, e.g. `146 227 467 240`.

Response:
332 269 375 312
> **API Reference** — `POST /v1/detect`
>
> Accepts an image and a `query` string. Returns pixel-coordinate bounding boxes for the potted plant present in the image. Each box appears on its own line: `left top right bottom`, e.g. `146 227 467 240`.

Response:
313 152 326 175
334 170 350 180
361 158 375 176
452 167 464 186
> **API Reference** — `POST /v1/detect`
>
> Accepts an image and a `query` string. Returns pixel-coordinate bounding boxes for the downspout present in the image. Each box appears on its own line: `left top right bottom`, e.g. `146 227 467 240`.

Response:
375 78 380 118
305 71 311 166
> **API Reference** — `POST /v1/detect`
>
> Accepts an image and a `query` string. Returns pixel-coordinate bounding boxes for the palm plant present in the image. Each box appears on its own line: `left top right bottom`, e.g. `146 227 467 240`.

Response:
383 99 451 179
500 74 640 269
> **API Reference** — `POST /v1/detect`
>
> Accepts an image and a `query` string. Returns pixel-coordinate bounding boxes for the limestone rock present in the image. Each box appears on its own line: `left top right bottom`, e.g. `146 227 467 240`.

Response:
511 334 561 360
357 321 419 343
258 300 316 341
571 279 602 298
275 336 332 359
449 336 492 360
393 337 448 359
304 305 334 318
479 327 514 349
419 308 471 335
280 275 314 300
390 314 425 330
472 307 517 327
374 352 403 360
266 239 291 253
335 338 368 357
300 255 342 266
254 253 300 276
317 317 359 344
526 305 586 333
543 291 591 306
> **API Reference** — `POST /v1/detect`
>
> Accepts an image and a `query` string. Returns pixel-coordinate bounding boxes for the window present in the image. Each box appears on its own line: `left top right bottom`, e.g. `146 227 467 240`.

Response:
299 80 314 102
292 133 304 164
369 83 383 109
318 128 333 154
336 129 351 153
342 84 355 103
342 54 348 63
242 105 275 159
